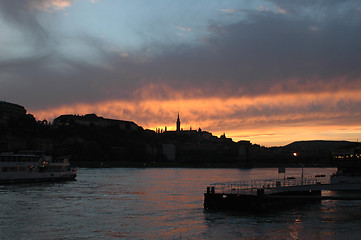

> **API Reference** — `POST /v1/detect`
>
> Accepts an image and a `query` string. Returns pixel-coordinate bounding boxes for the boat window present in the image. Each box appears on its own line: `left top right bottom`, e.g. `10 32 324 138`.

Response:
17 166 26 172
2 167 17 172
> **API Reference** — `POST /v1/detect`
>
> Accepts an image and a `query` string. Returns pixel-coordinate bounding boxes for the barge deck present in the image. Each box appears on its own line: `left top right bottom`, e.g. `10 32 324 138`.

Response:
204 177 361 212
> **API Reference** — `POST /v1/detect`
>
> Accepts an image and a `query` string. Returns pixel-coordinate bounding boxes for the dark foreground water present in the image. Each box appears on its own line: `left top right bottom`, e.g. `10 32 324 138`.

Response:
1 167 361 240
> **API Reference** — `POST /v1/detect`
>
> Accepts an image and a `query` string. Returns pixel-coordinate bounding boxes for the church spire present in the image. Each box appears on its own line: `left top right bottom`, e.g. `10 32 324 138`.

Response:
176 112 181 132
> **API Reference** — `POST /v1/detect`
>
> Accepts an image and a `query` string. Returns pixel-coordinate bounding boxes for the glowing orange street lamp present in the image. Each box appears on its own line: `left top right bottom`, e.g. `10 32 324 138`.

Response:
293 152 304 184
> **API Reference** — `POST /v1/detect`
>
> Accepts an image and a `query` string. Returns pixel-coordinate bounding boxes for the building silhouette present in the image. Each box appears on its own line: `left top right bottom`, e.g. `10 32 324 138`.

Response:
53 113 140 131
0 101 26 122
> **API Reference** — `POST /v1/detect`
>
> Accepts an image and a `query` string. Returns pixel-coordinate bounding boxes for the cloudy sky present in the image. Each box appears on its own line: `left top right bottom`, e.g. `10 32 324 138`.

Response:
1 0 361 146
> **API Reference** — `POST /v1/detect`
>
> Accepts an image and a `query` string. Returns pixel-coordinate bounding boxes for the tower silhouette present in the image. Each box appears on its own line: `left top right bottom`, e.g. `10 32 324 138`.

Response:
176 112 181 132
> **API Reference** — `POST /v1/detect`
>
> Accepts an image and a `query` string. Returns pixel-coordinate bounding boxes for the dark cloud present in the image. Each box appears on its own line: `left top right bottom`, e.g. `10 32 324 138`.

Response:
1 0 361 110
150 1 361 91
0 1 49 47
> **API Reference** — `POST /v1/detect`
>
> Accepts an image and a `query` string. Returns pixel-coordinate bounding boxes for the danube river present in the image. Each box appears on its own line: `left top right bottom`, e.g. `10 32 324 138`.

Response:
1 167 361 239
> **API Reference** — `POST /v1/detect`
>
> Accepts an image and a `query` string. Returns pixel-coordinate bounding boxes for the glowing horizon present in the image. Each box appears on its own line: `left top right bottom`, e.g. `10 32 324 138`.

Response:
30 85 361 147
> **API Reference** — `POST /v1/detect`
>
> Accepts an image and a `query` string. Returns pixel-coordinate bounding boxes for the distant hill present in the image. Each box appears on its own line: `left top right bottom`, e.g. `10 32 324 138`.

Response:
283 140 358 151
279 140 360 164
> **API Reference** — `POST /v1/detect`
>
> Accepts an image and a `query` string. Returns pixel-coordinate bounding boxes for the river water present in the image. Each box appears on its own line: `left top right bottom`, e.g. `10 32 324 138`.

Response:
1 167 361 240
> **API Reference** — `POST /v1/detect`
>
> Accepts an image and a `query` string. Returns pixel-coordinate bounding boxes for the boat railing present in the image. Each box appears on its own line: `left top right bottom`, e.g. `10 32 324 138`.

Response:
208 176 330 195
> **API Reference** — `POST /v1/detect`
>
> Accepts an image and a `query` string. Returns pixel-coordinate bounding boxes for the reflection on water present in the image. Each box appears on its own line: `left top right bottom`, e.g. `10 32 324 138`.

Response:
1 167 361 239
288 217 303 240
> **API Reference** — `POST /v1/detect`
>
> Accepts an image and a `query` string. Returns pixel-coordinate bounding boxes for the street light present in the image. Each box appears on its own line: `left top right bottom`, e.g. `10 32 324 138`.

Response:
293 152 304 185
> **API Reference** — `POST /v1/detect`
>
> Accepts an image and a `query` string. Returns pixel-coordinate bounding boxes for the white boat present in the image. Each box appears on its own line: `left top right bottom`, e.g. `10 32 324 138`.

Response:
0 151 78 183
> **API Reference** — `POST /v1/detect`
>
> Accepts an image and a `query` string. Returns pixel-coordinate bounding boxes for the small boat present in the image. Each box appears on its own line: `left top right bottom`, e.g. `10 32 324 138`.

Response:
0 151 78 183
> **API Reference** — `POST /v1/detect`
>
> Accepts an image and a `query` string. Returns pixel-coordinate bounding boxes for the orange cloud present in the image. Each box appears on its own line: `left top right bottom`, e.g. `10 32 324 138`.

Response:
30 86 361 146
28 0 73 11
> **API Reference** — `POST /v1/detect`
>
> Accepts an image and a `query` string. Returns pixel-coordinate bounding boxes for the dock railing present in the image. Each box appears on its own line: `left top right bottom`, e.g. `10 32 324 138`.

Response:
208 176 330 195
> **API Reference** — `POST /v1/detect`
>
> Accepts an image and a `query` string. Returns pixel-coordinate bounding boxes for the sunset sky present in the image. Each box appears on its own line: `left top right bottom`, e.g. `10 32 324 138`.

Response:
1 0 361 146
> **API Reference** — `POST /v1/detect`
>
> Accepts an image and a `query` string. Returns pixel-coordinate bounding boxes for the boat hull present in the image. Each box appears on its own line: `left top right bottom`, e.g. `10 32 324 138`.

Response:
204 190 322 212
0 171 77 184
